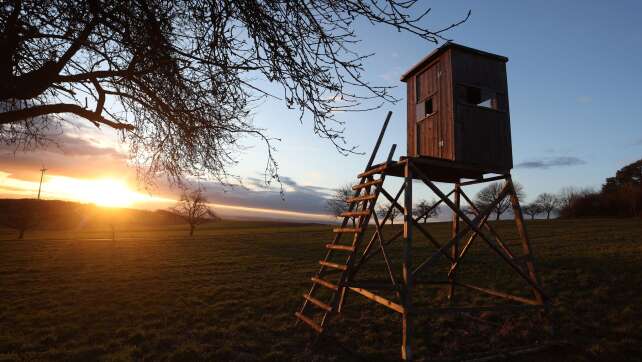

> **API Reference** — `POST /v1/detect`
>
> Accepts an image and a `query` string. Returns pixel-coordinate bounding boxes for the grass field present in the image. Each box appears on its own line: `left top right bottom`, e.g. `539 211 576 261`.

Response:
1 218 641 361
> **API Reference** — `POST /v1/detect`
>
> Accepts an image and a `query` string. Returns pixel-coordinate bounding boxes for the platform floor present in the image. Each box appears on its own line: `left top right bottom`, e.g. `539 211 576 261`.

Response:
374 156 510 183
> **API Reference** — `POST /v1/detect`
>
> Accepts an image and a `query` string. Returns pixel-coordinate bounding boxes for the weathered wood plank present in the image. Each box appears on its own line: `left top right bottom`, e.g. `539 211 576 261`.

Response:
325 244 355 252
319 260 347 271
352 179 383 190
349 287 404 314
294 312 323 333
302 294 332 312
311 277 338 291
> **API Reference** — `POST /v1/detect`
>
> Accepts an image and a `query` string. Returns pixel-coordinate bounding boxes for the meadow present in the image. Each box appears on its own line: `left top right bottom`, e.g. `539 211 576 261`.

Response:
1 218 641 361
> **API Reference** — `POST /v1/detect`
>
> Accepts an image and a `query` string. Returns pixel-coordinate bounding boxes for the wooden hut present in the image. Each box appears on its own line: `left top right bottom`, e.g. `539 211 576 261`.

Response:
401 42 512 175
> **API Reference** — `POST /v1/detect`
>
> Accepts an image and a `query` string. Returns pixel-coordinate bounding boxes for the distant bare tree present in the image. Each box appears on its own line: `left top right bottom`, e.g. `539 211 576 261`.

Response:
522 203 542 220
0 199 39 239
326 184 354 226
557 187 593 212
461 205 477 217
413 199 440 223
171 189 217 236
377 203 400 225
534 193 560 220
475 182 525 221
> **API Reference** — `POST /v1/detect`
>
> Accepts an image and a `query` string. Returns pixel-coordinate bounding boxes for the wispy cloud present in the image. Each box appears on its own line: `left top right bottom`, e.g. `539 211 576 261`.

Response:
576 95 592 104
515 156 586 169
379 66 403 82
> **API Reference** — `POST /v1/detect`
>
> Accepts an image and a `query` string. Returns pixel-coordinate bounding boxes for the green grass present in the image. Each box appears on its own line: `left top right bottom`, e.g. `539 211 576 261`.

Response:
0 218 641 361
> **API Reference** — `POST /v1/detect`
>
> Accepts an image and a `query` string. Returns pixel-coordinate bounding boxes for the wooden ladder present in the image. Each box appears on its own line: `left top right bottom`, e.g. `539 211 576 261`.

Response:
295 111 396 335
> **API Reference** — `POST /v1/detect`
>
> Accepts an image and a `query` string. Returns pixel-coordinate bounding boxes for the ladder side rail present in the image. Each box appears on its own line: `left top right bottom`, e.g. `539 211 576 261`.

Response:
330 144 396 314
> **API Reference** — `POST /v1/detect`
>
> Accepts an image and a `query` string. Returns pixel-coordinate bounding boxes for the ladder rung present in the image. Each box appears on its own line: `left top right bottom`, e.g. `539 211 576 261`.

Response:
325 244 355 252
303 294 332 312
358 164 389 178
346 194 376 203
340 211 370 217
311 277 338 291
333 227 362 233
295 312 323 333
319 260 348 271
352 179 383 190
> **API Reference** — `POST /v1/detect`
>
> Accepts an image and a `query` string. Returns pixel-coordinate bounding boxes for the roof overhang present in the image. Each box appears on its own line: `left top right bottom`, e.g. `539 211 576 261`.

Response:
400 42 508 82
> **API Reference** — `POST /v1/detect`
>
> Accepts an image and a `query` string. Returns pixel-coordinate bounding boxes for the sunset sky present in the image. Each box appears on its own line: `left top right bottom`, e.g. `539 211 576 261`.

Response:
2 1 641 222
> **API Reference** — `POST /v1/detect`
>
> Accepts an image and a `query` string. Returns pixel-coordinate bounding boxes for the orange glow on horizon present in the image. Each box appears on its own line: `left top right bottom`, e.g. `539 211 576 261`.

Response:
0 171 333 221
45 176 149 207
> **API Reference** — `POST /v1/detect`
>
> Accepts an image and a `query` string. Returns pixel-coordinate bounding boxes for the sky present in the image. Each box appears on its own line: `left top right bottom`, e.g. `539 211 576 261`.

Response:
1 1 641 222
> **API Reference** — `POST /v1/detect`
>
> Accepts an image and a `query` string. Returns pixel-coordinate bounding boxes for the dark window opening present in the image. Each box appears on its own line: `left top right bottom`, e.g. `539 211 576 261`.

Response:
415 96 435 121
465 86 482 105
415 74 422 102
458 85 504 111
424 98 433 115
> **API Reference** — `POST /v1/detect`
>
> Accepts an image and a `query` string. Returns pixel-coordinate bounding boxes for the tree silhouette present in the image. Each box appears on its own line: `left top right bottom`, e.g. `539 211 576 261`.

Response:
475 182 525 221
171 189 217 236
377 202 400 225
534 193 560 220
0 199 39 239
413 199 439 223
326 184 355 226
0 1 468 184
522 203 541 220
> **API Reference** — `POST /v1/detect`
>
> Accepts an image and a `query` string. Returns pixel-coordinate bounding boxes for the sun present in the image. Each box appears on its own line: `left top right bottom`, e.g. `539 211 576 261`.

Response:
46 177 145 207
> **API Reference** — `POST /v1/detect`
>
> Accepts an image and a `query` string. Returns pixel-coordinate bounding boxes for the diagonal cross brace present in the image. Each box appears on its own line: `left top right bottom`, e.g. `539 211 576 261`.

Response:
380 188 455 262
409 163 548 300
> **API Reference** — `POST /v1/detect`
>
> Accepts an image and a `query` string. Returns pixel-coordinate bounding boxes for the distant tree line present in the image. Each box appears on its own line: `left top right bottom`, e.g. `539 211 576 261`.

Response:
0 198 207 239
324 159 642 226
557 159 641 218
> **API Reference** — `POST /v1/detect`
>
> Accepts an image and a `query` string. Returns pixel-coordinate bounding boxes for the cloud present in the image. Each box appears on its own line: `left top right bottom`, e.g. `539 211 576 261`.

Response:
168 175 335 215
0 133 129 180
379 66 403 82
0 132 338 220
576 95 592 104
515 156 586 169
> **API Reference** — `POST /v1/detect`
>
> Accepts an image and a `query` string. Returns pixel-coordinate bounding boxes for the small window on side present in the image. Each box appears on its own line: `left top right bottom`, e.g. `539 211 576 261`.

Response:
458 85 503 111
465 86 482 105
424 98 433 116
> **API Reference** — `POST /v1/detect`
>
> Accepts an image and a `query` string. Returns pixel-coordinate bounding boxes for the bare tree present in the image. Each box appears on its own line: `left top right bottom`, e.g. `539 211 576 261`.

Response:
413 199 440 223
557 186 593 212
534 193 560 220
0 199 39 239
326 184 354 226
377 202 400 225
461 205 477 217
171 189 217 236
0 1 468 185
475 182 525 221
522 203 542 220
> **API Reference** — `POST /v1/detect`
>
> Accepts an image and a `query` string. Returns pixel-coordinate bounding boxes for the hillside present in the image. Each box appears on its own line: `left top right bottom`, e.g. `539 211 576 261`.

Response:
0 199 185 231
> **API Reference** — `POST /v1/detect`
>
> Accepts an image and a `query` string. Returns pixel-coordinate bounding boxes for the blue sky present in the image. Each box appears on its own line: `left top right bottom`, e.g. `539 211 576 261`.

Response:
232 0 642 203
1 1 641 221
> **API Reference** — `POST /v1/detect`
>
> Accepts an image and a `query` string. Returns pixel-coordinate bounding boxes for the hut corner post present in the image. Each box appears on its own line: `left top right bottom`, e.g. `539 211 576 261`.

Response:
401 160 414 361
448 182 461 304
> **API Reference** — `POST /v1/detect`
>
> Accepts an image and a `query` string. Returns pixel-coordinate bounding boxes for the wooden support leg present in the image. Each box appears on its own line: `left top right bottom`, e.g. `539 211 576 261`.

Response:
448 182 460 304
401 161 414 361
507 176 556 336
507 177 544 304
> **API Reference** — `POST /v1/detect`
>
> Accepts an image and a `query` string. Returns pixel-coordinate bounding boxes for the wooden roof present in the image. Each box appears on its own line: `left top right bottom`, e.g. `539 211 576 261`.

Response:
400 42 508 82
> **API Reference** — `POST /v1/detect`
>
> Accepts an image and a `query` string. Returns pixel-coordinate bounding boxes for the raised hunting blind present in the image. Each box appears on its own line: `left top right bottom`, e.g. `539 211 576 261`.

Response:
295 43 553 361
402 42 512 175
